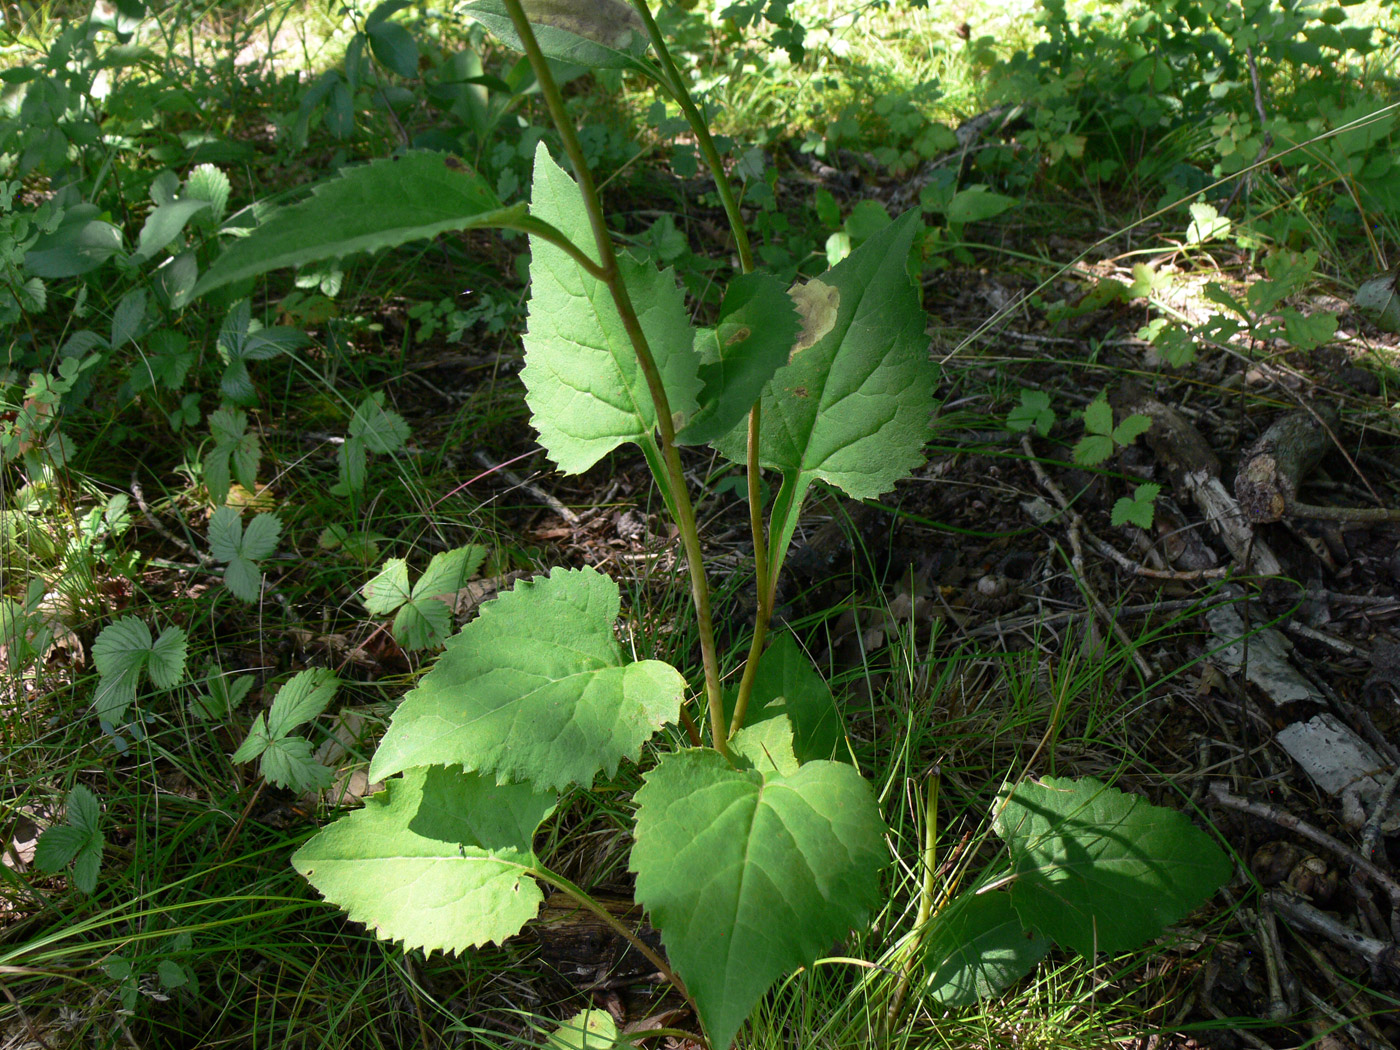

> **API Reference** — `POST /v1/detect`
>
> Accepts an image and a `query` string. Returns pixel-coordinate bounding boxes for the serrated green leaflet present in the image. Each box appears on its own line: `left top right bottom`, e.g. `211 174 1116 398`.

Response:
995 777 1231 956
193 151 523 299
293 766 555 953
369 566 684 790
362 546 486 651
630 744 886 1050
521 143 699 474
923 890 1050 1006
91 617 187 723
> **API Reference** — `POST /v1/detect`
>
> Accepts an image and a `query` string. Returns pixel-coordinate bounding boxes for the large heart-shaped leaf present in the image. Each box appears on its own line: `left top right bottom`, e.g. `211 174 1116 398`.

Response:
369 566 685 791
630 743 887 1050
521 142 700 475
995 777 1232 957
293 766 556 953
193 151 523 298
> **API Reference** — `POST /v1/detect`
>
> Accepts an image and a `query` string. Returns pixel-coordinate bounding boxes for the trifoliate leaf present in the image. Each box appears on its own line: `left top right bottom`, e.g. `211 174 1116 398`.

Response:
348 393 410 454
90 617 187 723
208 506 282 602
259 734 333 792
33 785 104 894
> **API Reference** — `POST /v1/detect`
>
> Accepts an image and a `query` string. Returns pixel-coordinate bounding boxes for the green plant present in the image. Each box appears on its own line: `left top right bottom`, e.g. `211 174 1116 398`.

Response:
33 784 105 894
232 667 340 793
1073 393 1150 467
184 3 1231 1046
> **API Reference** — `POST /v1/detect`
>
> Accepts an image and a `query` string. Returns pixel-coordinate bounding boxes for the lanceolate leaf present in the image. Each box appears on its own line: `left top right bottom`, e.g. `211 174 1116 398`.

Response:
293 766 556 953
630 745 887 1050
712 211 934 581
923 890 1050 1006
995 777 1232 957
521 143 700 475
369 566 685 790
193 152 524 298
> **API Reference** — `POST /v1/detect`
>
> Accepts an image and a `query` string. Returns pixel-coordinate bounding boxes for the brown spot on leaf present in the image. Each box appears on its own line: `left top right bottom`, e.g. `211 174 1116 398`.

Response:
788 279 840 359
725 325 751 346
792 386 809 398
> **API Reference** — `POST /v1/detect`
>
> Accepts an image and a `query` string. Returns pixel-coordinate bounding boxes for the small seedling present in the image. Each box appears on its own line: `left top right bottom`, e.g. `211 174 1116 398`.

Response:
207 506 283 603
1073 394 1150 466
33 785 104 894
231 668 339 792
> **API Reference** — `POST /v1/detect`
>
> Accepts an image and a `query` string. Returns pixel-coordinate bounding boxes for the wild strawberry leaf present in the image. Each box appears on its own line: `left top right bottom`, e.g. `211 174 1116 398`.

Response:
630 743 886 1050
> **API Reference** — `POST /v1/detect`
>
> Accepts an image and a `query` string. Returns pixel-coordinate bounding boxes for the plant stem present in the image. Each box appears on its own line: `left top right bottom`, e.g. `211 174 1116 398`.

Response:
629 0 779 739
501 0 728 757
629 0 755 275
530 868 690 1003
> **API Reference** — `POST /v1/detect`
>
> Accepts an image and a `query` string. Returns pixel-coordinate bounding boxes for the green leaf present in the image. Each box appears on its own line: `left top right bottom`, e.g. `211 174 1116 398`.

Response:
208 506 283 603
131 198 210 263
91 617 187 723
521 143 700 475
33 785 104 894
369 566 685 791
293 766 556 953
1110 412 1151 446
945 187 1017 224
1185 202 1231 246
1072 434 1113 466
712 210 935 579
675 272 800 446
923 890 1050 1006
465 0 648 69
995 776 1232 957
1082 397 1112 437
631 748 887 1050
729 714 800 776
1279 307 1338 351
363 546 488 650
545 1009 620 1049
268 668 338 737
216 299 310 405
367 19 419 78
1111 482 1160 529
230 712 271 763
348 392 410 454
1005 389 1054 437
110 288 146 349
725 632 842 763
193 152 520 299
204 407 259 505
260 734 333 792
362 558 413 615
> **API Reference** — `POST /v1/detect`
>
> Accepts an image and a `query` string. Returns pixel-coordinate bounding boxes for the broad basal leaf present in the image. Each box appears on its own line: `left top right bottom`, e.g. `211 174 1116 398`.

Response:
675 271 800 445
369 566 684 791
630 746 887 1050
521 143 699 474
193 151 522 299
293 766 556 953
995 777 1232 957
713 210 932 501
923 890 1050 1006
